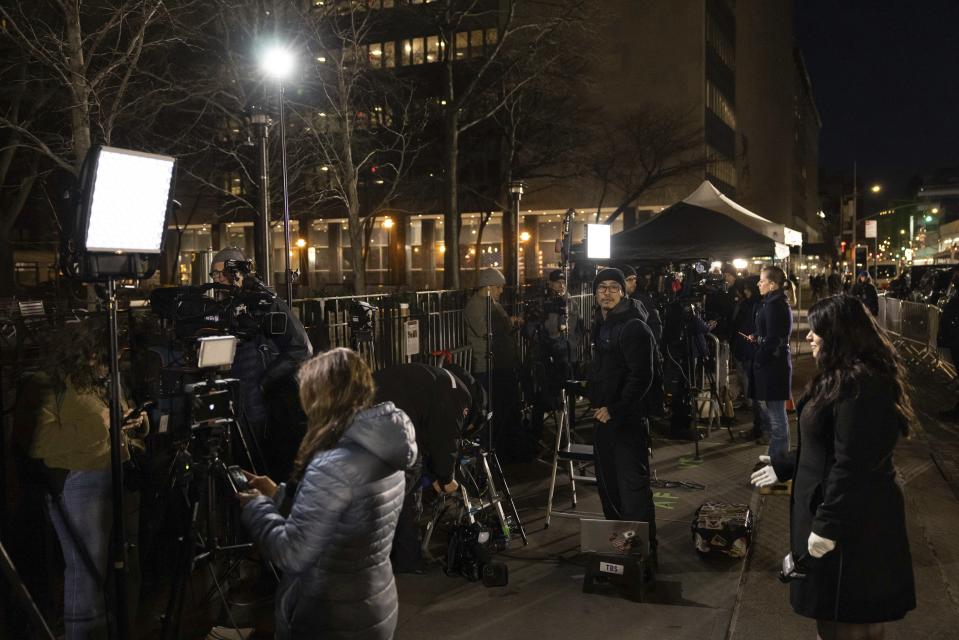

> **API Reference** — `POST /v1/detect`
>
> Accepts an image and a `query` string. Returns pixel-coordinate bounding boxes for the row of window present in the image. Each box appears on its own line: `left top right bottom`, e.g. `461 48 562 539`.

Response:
330 28 498 70
706 145 737 188
706 15 735 70
706 80 736 130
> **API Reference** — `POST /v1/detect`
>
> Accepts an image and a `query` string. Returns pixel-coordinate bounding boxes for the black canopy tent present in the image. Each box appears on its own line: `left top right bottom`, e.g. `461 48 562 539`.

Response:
607 181 792 262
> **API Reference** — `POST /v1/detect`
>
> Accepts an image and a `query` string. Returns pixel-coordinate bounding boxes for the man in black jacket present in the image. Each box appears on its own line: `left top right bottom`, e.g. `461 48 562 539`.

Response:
210 247 313 477
621 264 662 346
373 362 475 573
587 268 658 554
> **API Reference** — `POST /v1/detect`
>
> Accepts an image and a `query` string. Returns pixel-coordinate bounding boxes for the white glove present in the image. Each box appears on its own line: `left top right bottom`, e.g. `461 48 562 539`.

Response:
750 455 778 487
807 532 836 558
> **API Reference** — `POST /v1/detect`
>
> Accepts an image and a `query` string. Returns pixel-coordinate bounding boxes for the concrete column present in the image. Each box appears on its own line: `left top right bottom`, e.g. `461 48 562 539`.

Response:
421 219 436 288
388 214 408 287
328 223 343 284
211 223 229 251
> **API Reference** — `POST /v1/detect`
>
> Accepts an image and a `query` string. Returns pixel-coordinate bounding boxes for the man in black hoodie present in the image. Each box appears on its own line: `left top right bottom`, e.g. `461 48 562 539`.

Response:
374 362 476 573
587 268 658 555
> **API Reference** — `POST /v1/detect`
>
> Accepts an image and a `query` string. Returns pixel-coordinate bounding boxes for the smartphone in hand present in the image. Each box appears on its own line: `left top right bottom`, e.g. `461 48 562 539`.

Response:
226 465 251 494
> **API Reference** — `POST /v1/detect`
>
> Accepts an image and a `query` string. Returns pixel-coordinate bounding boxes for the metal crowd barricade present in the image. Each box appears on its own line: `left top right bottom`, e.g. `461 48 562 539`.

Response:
877 294 955 378
293 286 597 375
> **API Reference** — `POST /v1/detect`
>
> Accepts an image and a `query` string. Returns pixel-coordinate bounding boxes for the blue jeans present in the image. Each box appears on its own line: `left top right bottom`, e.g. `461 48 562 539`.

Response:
756 400 789 460
46 469 112 639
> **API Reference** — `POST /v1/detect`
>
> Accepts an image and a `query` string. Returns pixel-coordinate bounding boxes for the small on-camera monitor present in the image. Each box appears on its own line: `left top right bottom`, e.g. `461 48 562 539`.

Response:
197 335 238 369
581 519 650 558
84 146 175 254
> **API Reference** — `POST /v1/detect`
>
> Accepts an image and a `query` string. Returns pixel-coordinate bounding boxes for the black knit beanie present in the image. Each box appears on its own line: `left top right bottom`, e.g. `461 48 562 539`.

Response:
593 267 627 295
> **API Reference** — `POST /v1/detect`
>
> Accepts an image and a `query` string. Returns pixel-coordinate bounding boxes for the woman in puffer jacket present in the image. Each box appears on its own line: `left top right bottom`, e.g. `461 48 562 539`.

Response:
240 348 417 639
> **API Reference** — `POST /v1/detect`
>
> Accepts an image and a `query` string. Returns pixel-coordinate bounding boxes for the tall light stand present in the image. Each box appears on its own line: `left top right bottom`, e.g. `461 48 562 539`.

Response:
247 106 273 287
277 82 294 306
507 180 525 312
106 278 130 639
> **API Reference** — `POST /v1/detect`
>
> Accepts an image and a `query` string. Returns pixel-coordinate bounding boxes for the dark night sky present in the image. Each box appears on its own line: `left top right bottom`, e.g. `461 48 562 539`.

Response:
795 0 959 199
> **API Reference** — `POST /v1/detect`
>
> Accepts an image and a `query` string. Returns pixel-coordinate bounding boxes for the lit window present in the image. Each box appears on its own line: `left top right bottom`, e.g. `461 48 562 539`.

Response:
469 29 484 58
455 32 468 59
411 37 424 65
383 41 395 68
402 39 413 65
426 35 439 62
485 27 498 49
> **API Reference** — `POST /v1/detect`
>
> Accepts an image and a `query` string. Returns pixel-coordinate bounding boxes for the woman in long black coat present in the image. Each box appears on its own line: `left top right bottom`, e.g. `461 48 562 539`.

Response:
752 295 916 639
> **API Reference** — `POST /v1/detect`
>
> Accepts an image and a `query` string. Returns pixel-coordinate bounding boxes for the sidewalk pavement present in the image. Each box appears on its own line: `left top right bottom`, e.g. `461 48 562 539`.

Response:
396 352 959 640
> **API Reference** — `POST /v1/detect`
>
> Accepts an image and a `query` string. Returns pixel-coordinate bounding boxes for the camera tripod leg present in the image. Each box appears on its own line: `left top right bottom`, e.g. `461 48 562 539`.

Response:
487 451 528 546
161 491 199 640
478 452 510 541
0 540 56 640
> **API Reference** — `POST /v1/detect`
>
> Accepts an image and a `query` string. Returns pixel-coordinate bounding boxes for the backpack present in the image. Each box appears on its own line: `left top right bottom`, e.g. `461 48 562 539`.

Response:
610 317 665 416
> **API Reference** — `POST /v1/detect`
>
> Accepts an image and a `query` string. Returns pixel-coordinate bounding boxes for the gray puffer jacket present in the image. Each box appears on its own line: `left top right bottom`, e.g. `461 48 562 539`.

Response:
242 402 417 640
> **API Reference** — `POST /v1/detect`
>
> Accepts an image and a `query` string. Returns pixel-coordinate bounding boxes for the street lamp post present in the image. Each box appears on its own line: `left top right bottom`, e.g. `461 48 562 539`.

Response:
846 161 881 273
507 180 525 307
262 46 296 306
382 216 394 285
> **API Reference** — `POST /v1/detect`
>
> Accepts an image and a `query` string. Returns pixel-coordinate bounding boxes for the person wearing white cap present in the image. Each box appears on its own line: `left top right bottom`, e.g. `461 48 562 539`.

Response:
464 268 530 460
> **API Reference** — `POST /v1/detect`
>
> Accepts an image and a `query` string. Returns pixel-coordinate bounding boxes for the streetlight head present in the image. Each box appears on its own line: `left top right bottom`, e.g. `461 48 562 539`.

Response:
296 238 307 248
509 180 525 196
262 46 296 80
870 184 882 193
382 216 394 229
519 231 531 242
932 207 940 214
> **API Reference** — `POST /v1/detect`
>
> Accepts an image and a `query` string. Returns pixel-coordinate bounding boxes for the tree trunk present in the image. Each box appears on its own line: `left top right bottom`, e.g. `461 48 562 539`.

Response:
64 2 91 170
346 198 366 294
443 112 460 289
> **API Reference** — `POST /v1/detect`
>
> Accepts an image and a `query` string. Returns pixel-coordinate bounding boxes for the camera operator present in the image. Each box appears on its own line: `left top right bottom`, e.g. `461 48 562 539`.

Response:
587 268 658 565
621 264 662 346
522 270 583 443
709 263 740 341
372 362 479 573
209 247 312 476
466 268 530 461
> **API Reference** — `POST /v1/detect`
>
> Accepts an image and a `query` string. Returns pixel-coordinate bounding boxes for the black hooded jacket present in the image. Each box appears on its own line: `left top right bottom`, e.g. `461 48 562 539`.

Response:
587 298 656 422
373 363 471 484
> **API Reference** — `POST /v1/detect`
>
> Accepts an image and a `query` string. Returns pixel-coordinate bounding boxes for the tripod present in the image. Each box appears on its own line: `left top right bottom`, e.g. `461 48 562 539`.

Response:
1 540 56 640
420 437 527 562
481 293 528 545
160 415 264 639
674 312 734 461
